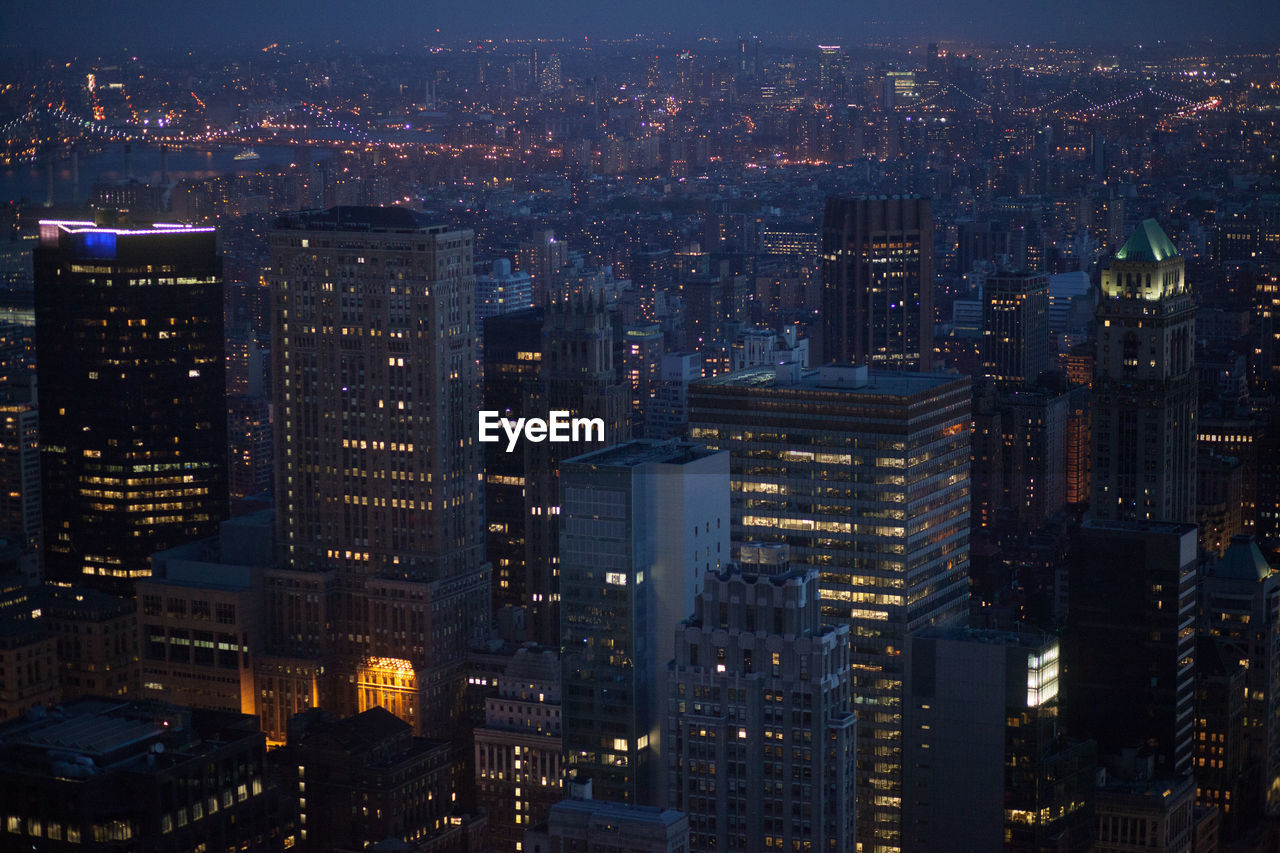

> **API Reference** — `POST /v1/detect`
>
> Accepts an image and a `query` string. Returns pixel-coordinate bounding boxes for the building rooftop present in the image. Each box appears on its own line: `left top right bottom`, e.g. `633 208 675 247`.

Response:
15 710 166 758
1115 219 1179 263
915 625 1057 650
0 698 261 776
1213 535 1273 582
38 219 214 238
273 206 445 233
1081 518 1199 536
550 796 688 828
697 364 965 398
565 439 721 469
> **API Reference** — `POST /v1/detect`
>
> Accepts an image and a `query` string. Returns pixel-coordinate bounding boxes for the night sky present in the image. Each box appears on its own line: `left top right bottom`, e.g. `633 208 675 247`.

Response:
5 0 1280 54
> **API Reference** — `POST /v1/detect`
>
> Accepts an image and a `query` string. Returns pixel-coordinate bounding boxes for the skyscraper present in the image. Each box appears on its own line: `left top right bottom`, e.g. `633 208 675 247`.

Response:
821 196 934 370
476 258 533 324
903 628 1095 852
35 217 228 594
817 44 844 98
483 306 545 617
646 352 703 440
982 269 1050 388
559 440 729 805
1201 535 1280 816
523 292 630 646
1092 220 1197 523
474 645 564 852
0 402 40 554
1064 520 1197 777
517 229 567 305
629 246 674 325
689 364 971 852
268 207 490 736
666 551 857 852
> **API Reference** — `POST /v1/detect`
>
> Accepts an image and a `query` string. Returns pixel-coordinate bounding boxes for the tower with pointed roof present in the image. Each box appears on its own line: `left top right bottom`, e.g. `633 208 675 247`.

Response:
1092 219 1197 523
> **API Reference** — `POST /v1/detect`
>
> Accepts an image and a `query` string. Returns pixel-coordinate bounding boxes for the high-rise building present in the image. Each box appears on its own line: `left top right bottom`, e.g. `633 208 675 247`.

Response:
1193 635 1252 836
629 247 674 325
1092 220 1197 523
0 322 34 398
282 706 483 851
0 698 294 851
227 394 273 500
517 230 568 305
477 258 534 324
1047 270 1093 354
1201 535 1280 816
0 321 38 560
268 207 490 736
0 402 40 554
821 196 933 370
666 552 857 852
35 217 228 594
42 584 139 702
541 54 563 94
817 44 844 97
523 292 630 646
474 645 564 852
903 628 1095 852
1064 520 1197 777
645 352 703 440
559 440 730 806
689 364 971 852
1198 416 1264 535
140 511 271 716
971 382 1070 532
483 307 545 617
983 270 1050 388
622 324 665 430
0 614 58 722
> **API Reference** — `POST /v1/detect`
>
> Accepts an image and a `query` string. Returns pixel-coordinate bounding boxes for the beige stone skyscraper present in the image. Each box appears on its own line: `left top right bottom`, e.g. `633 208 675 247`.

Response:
1092 219 1197 523
266 207 489 738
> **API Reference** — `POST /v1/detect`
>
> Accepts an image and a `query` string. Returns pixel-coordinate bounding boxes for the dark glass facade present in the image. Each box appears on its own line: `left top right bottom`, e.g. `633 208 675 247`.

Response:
35 219 228 595
821 196 933 370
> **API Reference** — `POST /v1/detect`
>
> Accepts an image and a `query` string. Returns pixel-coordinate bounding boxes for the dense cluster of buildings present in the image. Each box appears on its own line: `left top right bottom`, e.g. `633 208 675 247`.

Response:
0 29 1279 853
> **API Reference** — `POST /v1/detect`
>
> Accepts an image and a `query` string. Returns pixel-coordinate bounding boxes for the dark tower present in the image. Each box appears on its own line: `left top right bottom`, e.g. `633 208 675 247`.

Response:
1064 520 1198 777
482 306 545 619
35 216 228 594
523 290 629 645
821 196 934 370
982 269 1050 388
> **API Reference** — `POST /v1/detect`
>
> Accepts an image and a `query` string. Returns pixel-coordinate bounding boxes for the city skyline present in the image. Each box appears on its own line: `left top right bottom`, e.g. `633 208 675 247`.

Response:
3 5 1280 851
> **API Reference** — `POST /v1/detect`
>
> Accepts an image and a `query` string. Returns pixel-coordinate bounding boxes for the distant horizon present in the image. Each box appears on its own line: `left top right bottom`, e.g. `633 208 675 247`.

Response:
6 0 1280 57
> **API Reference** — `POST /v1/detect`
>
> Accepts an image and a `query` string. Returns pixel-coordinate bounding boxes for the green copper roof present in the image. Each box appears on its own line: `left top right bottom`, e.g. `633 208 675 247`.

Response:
1216 535 1273 582
1115 219 1179 262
